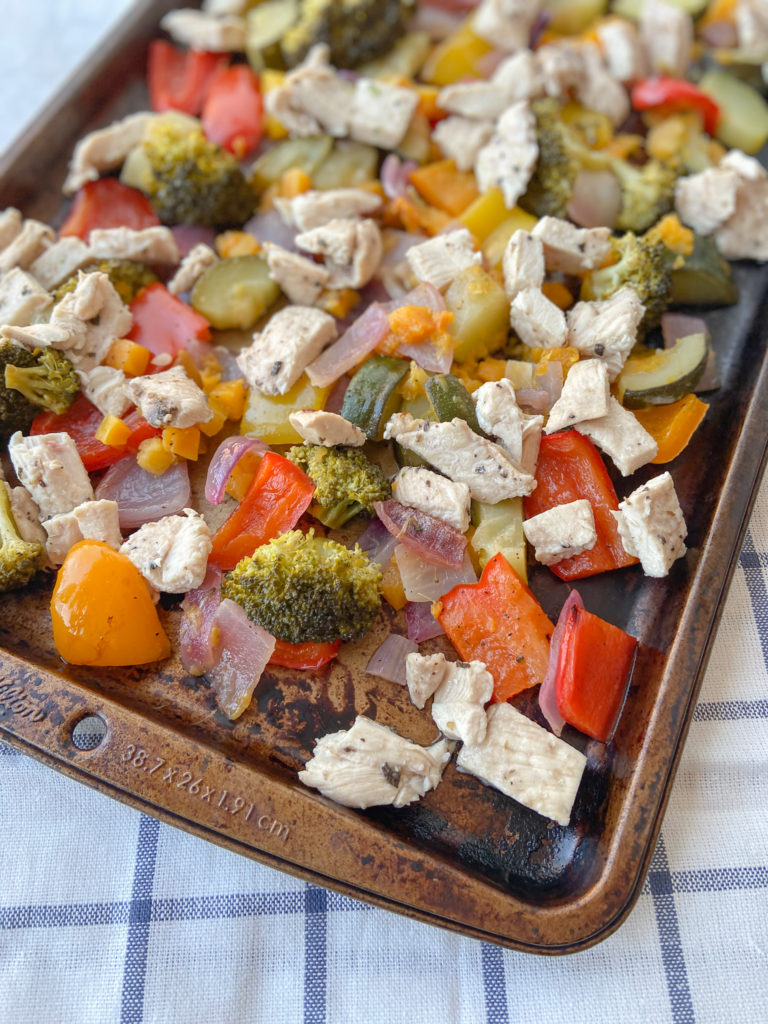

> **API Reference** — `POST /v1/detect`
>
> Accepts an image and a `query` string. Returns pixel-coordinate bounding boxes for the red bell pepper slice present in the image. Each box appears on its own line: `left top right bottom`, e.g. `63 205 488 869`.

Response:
268 638 341 669
554 604 637 743
209 451 315 570
523 430 637 580
59 178 160 241
128 283 211 365
436 552 554 702
31 395 161 473
147 40 229 115
201 65 263 158
631 76 720 136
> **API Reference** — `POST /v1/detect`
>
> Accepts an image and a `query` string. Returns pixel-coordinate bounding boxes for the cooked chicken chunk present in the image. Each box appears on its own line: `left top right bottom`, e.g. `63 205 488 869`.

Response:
237 305 337 395
612 471 687 577
575 41 630 128
264 244 331 305
473 378 542 469
439 50 545 121
87 226 180 265
391 466 471 533
349 78 419 150
429 656 494 746
63 111 155 195
77 365 132 419
0 219 55 274
502 230 545 300
639 0 693 78
275 188 382 231
576 397 659 476
167 243 218 295
28 237 92 289
404 652 448 710
475 101 538 208
405 229 481 291
125 366 212 429
298 715 451 809
523 499 597 565
736 0 768 49
510 288 568 349
566 286 645 379
432 116 496 173
265 45 353 138
537 41 587 98
472 0 542 51
120 509 212 593
160 9 246 51
384 412 536 503
0 208 22 250
456 702 587 826
531 217 613 276
545 358 610 434
8 431 94 521
596 17 649 84
0 268 52 326
43 499 123 566
288 409 366 447
3 483 46 545
295 217 382 289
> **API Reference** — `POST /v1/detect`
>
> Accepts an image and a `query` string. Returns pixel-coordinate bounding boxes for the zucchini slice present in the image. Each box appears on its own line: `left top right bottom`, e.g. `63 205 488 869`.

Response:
340 355 410 440
669 234 739 307
617 333 708 408
190 256 280 330
425 373 484 434
246 0 299 70
250 135 333 190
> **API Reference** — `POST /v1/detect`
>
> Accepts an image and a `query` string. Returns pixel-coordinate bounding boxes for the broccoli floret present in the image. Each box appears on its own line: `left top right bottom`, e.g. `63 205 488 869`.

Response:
0 481 43 593
222 528 382 644
581 233 673 333
139 121 257 228
612 159 677 234
281 0 410 69
52 259 158 305
0 341 41 438
287 444 391 529
4 347 80 415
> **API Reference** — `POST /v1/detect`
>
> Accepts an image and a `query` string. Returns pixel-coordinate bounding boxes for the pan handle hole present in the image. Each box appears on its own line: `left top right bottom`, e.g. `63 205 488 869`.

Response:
71 714 107 751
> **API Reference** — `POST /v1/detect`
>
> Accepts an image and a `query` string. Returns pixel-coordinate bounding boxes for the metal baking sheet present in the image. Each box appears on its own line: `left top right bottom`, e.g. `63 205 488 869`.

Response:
1 0 767 954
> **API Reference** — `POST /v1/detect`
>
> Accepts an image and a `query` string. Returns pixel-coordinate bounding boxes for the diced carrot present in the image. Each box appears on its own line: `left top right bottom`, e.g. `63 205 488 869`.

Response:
409 159 480 216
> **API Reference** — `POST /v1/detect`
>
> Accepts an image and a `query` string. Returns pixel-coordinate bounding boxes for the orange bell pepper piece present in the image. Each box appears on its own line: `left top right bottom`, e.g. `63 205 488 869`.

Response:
408 159 480 216
633 393 708 464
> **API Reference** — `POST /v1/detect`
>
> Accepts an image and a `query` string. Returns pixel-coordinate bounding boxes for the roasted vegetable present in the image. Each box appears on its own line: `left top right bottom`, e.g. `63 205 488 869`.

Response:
0 341 42 438
4 347 80 415
581 233 673 333
287 443 391 528
280 0 411 69
53 259 158 306
616 332 708 407
222 528 382 644
0 479 43 593
668 233 739 307
190 255 280 330
340 354 410 440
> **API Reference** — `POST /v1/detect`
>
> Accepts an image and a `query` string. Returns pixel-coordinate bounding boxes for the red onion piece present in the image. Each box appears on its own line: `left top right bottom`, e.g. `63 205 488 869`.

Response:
529 9 553 49
381 155 418 200
205 436 269 505
244 209 298 250
539 589 584 736
179 565 222 675
394 543 477 602
384 281 446 314
206 598 276 720
406 601 445 643
305 302 390 388
324 373 350 415
695 347 721 393
95 457 191 530
171 225 217 258
537 361 564 409
374 499 467 568
397 336 454 374
699 20 738 47
366 633 419 685
408 4 464 40
356 515 399 566
567 170 622 230
661 312 708 348
515 387 550 414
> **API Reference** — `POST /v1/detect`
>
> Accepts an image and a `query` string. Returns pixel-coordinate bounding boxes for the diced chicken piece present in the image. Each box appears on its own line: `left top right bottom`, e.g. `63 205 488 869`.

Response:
298 715 451 809
391 466 472 533
639 0 693 78
576 397 659 476
502 230 545 300
8 431 94 521
63 111 155 195
473 0 542 51
120 509 212 593
47 271 133 370
405 651 448 710
160 9 246 51
432 117 496 173
295 217 382 289
523 499 597 565
264 244 331 305
575 41 630 128
545 359 610 434
77 366 132 419
612 471 687 577
456 702 587 826
536 42 587 98
125 366 212 428
473 378 542 468
29 237 92 289
0 208 22 250
510 288 568 349
701 152 768 262
0 219 55 274
475 101 538 208
405 228 481 291
167 243 218 295
384 412 536 503
274 188 382 231
674 163 743 236
437 83 512 122
87 226 180 265
265 45 354 138
596 17 649 84
43 499 123 566
1 317 85 354
430 657 494 747
736 0 768 49
532 216 613 276
349 78 419 150
237 305 337 395
492 49 547 102
3 483 46 545
203 0 247 12
0 268 52 326
566 286 645 380
288 409 366 447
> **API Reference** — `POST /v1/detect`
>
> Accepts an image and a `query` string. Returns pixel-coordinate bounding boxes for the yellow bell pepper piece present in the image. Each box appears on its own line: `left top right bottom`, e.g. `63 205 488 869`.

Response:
241 375 331 445
136 437 176 476
162 426 201 461
94 415 132 448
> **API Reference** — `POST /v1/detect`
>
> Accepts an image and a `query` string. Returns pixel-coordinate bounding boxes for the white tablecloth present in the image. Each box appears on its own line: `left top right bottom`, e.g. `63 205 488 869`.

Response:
0 5 766 1022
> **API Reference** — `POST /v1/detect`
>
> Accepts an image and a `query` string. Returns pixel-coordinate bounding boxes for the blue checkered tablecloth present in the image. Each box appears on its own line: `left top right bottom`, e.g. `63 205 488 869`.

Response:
0 4 766 1022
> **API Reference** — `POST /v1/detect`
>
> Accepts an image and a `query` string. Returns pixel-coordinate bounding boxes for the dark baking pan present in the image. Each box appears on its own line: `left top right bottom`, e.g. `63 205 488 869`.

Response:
1 0 767 954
